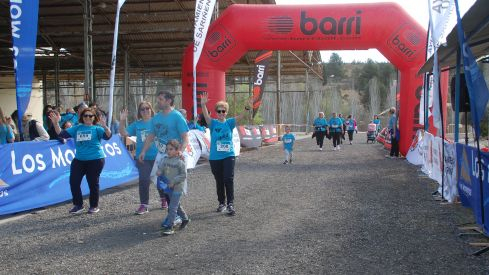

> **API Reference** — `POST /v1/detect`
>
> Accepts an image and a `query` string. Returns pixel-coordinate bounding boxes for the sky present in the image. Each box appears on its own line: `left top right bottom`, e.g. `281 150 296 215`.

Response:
275 0 475 63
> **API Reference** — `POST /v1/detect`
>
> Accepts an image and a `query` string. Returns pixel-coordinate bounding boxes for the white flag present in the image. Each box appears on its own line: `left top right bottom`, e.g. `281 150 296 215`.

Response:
192 0 217 118
107 0 126 127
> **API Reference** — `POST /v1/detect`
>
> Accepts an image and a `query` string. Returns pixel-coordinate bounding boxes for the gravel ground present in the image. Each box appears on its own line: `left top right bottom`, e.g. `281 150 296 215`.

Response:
1 133 488 274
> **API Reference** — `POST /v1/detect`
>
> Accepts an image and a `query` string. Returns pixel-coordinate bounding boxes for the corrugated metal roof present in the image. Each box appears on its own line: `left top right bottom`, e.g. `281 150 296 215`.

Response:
0 0 322 80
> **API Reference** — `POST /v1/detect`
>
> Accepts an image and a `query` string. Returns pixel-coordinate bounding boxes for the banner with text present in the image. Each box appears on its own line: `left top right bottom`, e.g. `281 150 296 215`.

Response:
252 50 273 118
10 0 39 134
456 143 489 233
0 135 138 216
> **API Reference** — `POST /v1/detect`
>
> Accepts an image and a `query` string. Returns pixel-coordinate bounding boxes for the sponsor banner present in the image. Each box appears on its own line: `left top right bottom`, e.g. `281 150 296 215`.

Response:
442 141 458 203
184 130 203 169
456 143 489 232
406 130 424 165
430 136 443 184
10 0 39 134
238 126 262 148
455 3 489 139
193 0 217 118
233 128 241 156
0 135 138 216
252 50 273 118
260 125 278 144
107 0 127 128
422 132 433 176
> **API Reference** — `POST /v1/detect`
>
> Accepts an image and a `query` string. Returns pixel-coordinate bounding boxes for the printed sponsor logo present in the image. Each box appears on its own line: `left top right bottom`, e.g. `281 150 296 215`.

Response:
205 25 236 62
300 10 362 35
0 179 9 198
388 24 422 61
266 16 294 34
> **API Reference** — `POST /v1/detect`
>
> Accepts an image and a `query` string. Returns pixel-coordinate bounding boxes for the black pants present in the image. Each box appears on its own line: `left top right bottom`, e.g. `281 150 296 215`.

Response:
347 130 354 141
209 157 236 205
315 131 325 148
332 132 341 147
390 136 399 157
70 158 105 208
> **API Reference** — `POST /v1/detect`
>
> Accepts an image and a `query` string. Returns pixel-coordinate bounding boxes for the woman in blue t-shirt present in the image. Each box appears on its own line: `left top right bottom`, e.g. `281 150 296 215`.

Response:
120 101 168 215
50 107 112 214
345 115 356 145
329 112 343 150
200 92 252 216
0 107 14 144
312 112 329 151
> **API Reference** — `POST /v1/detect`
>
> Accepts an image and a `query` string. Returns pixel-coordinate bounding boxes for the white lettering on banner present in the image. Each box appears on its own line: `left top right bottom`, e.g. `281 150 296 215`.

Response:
10 151 47 175
461 184 472 196
12 46 18 69
0 190 8 198
10 141 124 175
254 65 265 85
11 150 22 175
51 147 67 168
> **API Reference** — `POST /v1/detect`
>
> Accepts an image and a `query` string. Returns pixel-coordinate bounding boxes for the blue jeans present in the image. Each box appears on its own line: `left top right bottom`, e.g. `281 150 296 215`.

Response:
161 190 188 228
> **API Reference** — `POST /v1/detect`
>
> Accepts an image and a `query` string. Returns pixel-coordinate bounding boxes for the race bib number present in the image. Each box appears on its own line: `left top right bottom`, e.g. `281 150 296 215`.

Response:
217 141 232 152
331 124 338 128
77 131 92 141
156 141 167 153
284 138 292 144
140 130 149 143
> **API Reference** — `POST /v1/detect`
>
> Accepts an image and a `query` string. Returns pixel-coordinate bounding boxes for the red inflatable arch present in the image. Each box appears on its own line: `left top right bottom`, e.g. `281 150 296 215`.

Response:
182 3 428 155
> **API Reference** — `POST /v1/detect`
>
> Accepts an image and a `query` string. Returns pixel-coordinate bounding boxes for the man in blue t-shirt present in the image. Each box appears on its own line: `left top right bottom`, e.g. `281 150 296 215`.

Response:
139 91 189 179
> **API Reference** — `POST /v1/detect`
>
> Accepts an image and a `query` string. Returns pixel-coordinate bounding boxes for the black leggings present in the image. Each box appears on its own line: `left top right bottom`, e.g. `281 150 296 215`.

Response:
315 131 325 148
348 130 354 141
209 157 236 205
332 132 341 147
70 158 105 208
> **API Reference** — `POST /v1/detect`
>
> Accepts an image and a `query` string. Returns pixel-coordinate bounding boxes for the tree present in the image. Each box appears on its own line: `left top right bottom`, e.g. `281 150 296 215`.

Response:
322 53 345 84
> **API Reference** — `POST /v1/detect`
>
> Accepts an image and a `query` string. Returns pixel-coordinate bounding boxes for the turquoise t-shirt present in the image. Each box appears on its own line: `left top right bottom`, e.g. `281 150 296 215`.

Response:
346 119 355 130
313 117 328 131
0 124 14 144
149 110 189 152
282 133 295 152
329 117 343 133
388 115 397 130
65 124 106 161
209 118 236 160
126 119 157 160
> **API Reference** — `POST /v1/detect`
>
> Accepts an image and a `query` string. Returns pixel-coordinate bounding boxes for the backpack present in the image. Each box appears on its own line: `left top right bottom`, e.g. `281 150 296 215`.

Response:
28 120 40 140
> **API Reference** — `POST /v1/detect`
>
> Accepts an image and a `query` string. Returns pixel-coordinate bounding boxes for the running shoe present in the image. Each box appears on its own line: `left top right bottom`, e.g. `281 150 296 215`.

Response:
135 205 148 215
180 219 190 230
320 147 323 151
174 216 183 226
69 205 84 214
88 207 100 214
289 158 292 164
217 203 226 212
227 204 236 216
283 160 288 164
161 226 174 236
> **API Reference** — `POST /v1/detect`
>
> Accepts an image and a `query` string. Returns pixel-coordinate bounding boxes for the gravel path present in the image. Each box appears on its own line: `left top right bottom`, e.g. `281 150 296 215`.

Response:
1 133 488 274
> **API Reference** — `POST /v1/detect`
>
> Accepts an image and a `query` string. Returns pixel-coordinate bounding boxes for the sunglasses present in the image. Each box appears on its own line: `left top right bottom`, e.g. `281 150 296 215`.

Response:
216 110 227 114
140 107 150 112
83 114 95 118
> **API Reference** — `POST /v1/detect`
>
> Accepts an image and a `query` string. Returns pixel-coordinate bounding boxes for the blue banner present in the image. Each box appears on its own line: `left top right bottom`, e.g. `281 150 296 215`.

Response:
456 143 489 233
455 1 489 139
10 0 39 135
0 135 138 216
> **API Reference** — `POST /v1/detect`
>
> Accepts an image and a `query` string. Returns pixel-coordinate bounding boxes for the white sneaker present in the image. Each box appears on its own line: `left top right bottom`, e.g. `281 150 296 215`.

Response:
320 148 323 151
333 147 337 151
338 146 341 150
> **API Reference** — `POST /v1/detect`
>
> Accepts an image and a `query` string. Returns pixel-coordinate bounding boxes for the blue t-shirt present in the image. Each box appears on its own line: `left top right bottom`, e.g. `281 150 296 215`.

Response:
373 119 381 126
126 119 158 160
282 133 295 151
65 124 107 161
0 124 14 144
329 117 343 133
209 118 236 160
149 110 189 152
346 119 355 131
388 115 397 130
313 117 328 131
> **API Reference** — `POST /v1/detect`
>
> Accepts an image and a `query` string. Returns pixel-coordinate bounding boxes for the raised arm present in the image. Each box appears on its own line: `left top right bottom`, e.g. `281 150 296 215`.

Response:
200 92 212 127
119 109 129 136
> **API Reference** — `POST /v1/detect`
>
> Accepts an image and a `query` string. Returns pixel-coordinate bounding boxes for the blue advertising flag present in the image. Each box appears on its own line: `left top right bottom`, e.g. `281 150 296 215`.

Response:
10 0 40 135
455 2 489 139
